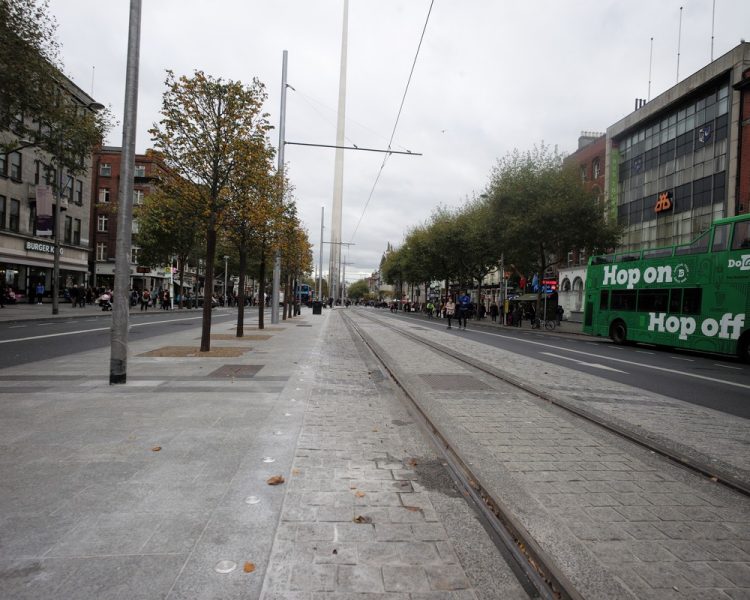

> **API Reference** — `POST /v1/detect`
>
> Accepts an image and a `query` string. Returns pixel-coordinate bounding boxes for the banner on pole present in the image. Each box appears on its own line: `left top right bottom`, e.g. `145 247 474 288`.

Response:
35 185 53 236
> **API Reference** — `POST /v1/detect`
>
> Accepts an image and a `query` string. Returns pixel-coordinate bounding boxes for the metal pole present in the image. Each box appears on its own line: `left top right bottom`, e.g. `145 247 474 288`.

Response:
318 205 324 300
647 37 654 102
109 0 142 384
676 6 683 83
272 50 288 324
223 255 229 306
169 261 174 310
710 0 716 61
51 140 64 315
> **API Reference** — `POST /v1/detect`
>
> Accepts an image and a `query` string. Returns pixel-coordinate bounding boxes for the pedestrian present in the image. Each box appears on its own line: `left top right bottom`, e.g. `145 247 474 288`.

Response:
556 304 564 326
426 300 434 319
141 289 151 311
445 296 456 329
35 282 45 304
489 300 498 323
457 290 471 330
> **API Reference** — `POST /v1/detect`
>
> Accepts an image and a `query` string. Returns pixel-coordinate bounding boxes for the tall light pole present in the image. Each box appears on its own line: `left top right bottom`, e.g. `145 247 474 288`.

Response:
272 50 289 324
318 205 324 300
223 255 229 306
109 0 142 384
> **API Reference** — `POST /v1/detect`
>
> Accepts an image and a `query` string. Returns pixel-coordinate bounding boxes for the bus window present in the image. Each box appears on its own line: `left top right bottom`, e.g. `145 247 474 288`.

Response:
643 248 673 259
611 290 636 311
675 230 710 255
682 288 702 314
731 221 750 250
669 289 682 313
637 290 669 312
599 290 609 310
592 254 615 265
711 223 730 252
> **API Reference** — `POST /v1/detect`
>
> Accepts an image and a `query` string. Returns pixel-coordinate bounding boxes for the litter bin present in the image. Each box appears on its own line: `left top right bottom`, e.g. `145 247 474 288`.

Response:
312 301 323 315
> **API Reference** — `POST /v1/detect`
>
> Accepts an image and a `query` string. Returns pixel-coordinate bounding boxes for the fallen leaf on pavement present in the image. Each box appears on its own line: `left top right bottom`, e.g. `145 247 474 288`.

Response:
353 515 372 524
151 446 161 452
404 506 421 512
267 475 285 486
243 562 255 573
354 491 366 498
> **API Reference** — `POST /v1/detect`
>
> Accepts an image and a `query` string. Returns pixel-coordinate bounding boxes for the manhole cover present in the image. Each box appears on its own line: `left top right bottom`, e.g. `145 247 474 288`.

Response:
208 364 263 378
420 374 491 391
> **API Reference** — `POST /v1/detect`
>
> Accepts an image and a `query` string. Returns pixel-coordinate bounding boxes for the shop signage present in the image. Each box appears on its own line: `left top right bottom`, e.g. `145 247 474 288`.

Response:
655 191 673 213
25 240 63 255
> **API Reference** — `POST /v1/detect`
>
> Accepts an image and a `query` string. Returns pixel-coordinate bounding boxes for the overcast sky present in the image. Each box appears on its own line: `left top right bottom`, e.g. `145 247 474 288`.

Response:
49 0 750 282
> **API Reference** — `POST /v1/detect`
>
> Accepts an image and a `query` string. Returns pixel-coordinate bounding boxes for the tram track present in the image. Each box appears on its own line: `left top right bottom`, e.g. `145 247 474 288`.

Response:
342 311 581 600
342 308 749 600
349 309 750 498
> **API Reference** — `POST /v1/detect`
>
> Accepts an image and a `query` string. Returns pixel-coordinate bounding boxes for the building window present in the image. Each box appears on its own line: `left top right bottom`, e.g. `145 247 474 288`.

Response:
134 164 146 178
580 166 587 182
9 152 22 181
76 180 83 205
64 215 72 243
96 242 107 261
100 163 111 176
66 175 74 199
131 246 140 264
9 198 20 231
34 160 41 184
592 158 601 179
131 218 139 234
73 218 81 245
0 195 6 228
0 154 6 177
98 188 110 203
566 251 573 267
133 189 144 205
97 214 108 232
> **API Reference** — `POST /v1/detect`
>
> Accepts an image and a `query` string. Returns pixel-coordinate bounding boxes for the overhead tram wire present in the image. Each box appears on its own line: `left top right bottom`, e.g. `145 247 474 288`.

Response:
349 0 435 243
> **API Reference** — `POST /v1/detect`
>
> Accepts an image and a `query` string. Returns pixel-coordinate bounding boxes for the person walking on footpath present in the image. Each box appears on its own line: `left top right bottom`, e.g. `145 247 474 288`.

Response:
457 290 471 330
489 300 498 323
556 304 564 326
35 282 45 304
141 289 151 311
426 300 435 319
445 296 456 329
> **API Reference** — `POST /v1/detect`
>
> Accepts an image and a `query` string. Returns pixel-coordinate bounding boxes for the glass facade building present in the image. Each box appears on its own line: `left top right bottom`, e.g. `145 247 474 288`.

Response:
606 43 749 253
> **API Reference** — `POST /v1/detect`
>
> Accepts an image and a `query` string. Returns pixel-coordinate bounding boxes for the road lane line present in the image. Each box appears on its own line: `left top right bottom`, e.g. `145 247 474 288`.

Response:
0 314 236 344
540 352 629 374
452 327 750 391
714 363 742 370
670 356 694 362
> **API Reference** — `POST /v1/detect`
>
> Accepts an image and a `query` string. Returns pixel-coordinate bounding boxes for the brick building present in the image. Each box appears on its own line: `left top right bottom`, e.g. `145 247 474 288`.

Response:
90 147 168 291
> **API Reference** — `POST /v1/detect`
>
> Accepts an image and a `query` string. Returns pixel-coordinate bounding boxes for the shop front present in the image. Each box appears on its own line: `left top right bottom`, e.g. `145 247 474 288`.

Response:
0 235 89 302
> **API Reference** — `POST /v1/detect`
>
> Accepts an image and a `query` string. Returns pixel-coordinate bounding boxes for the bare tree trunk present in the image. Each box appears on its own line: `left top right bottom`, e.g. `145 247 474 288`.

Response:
283 274 290 320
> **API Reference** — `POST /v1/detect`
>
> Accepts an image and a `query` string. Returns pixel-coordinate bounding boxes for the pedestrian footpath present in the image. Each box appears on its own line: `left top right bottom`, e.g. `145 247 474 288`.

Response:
350 309 750 600
0 308 526 599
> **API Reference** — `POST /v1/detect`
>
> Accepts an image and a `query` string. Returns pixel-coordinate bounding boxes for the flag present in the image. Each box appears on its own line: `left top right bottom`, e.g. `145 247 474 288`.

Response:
35 185 53 236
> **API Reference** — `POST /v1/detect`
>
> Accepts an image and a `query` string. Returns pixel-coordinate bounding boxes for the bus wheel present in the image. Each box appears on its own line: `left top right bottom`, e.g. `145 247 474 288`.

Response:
610 320 627 345
738 332 750 364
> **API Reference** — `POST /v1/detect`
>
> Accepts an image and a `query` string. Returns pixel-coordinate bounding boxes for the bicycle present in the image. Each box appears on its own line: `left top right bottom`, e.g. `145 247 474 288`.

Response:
532 317 556 331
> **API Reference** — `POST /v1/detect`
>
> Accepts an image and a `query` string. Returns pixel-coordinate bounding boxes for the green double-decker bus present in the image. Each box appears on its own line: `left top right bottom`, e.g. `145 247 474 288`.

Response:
583 213 750 362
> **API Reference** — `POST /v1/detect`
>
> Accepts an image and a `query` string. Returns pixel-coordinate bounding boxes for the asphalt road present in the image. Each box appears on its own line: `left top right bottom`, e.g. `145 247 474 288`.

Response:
0 309 260 368
380 308 750 419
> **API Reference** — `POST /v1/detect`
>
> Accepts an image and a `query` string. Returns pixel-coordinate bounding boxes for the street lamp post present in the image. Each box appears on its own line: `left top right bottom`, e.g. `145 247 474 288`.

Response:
223 255 229 307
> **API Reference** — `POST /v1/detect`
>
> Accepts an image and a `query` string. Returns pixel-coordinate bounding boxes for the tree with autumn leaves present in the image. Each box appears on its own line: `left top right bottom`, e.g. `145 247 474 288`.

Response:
149 70 274 351
146 70 312 349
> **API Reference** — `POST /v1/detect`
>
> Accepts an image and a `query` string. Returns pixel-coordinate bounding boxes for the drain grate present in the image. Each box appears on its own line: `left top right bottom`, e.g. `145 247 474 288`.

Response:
208 364 264 378
420 373 492 391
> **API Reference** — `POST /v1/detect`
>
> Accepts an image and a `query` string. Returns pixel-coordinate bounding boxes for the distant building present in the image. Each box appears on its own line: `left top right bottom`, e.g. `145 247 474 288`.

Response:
0 77 100 301
90 147 168 291
606 42 750 252
559 132 606 321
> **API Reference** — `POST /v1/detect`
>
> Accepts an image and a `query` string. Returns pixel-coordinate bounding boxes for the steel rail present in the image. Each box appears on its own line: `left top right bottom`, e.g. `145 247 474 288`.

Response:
355 309 750 498
342 311 582 600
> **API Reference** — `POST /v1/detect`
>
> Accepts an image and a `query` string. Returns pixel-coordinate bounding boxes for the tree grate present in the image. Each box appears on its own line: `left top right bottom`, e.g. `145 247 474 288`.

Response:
208 364 264 378
419 373 492 391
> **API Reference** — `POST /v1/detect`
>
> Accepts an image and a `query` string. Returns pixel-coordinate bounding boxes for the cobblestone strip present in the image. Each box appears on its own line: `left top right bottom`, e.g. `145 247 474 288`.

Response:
350 312 750 600
365 312 750 488
261 312 525 599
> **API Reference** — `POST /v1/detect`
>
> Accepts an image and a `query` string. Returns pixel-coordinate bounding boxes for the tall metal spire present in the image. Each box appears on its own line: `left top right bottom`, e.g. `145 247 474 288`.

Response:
328 0 348 303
